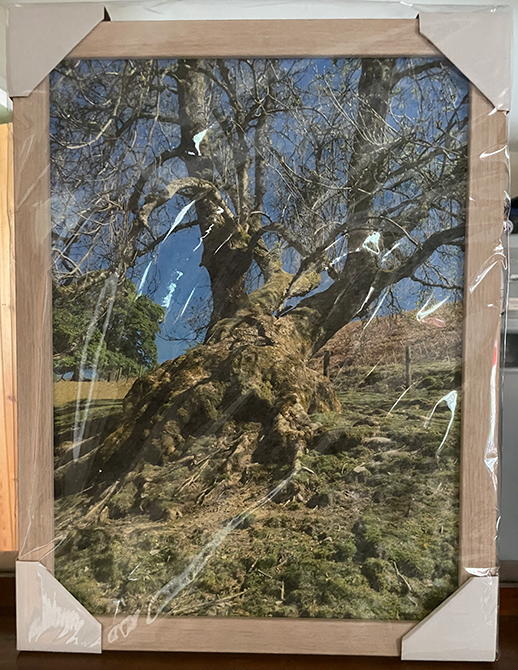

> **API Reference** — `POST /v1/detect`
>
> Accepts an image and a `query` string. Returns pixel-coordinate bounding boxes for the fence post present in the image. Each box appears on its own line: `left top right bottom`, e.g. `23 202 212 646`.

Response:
406 345 412 388
323 351 331 378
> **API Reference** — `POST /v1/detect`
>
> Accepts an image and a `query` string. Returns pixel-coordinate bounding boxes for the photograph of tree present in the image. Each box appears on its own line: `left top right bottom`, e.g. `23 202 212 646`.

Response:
50 56 469 621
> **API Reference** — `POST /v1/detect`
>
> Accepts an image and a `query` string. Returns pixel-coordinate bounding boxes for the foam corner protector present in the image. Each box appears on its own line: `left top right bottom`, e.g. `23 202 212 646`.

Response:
7 3 107 98
16 560 102 653
401 575 498 662
419 11 511 112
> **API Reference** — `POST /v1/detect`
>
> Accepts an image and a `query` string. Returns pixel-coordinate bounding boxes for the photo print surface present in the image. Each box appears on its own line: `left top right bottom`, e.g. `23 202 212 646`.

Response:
50 56 469 621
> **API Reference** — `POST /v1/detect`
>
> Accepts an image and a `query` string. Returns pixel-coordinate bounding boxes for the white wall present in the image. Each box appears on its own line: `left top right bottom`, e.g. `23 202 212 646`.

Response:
0 5 9 122
511 152 518 198
0 5 5 89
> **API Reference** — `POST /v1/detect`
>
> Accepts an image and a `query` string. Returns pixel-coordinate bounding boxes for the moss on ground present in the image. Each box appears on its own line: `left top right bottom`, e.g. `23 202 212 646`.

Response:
54 353 460 621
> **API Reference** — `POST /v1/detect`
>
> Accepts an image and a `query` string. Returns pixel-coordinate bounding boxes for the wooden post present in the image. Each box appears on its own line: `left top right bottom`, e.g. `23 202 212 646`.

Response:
323 351 331 378
406 345 412 388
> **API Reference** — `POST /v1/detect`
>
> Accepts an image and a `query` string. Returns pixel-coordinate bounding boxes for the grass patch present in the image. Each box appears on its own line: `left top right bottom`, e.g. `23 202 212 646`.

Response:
54 358 461 621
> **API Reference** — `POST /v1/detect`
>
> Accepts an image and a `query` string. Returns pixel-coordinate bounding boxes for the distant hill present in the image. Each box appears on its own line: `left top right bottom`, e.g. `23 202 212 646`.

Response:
310 304 463 373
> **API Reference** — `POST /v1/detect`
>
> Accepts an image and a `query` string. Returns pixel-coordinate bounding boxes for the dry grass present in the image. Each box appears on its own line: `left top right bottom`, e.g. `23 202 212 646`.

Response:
53 379 135 406
310 304 463 372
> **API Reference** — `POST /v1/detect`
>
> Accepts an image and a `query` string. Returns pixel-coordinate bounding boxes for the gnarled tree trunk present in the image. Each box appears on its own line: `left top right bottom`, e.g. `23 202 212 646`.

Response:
85 308 340 498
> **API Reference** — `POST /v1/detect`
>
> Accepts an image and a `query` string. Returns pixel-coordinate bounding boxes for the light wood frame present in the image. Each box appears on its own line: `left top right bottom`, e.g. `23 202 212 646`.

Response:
0 124 17 567
13 18 506 656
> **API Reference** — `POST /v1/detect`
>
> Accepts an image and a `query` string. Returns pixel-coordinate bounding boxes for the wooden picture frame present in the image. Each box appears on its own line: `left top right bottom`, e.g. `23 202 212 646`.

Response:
13 18 506 656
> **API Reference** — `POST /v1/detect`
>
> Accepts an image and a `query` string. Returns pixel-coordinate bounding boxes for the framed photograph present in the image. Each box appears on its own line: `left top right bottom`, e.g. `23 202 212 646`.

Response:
14 19 505 656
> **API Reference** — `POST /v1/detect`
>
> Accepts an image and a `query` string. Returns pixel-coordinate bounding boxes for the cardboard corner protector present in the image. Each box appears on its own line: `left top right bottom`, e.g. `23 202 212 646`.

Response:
419 10 511 112
401 575 498 662
16 560 102 654
7 3 107 98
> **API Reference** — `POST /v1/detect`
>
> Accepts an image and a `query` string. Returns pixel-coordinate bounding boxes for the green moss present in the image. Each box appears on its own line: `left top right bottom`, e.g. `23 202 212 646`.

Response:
64 573 107 613
109 482 137 518
55 355 461 621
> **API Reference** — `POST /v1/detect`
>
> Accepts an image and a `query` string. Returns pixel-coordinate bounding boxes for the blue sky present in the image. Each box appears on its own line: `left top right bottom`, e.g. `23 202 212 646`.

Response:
50 57 469 365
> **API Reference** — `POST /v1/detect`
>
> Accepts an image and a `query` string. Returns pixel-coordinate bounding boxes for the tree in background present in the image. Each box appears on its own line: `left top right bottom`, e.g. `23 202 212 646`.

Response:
53 277 164 380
